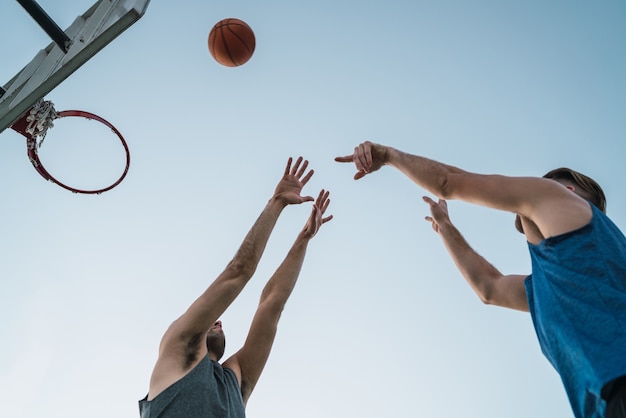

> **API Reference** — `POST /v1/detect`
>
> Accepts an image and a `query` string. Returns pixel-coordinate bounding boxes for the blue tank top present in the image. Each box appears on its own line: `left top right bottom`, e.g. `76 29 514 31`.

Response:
139 355 246 418
525 203 626 418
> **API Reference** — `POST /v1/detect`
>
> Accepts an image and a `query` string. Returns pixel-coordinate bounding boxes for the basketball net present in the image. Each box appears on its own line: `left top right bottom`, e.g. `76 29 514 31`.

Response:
10 100 131 194
25 99 58 149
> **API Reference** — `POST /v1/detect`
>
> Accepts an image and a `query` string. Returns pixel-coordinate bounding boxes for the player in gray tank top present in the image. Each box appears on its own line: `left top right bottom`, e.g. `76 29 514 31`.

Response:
139 356 244 418
139 157 332 417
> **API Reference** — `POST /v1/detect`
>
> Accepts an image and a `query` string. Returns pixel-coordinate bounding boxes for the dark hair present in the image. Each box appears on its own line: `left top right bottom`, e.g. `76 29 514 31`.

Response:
543 167 606 213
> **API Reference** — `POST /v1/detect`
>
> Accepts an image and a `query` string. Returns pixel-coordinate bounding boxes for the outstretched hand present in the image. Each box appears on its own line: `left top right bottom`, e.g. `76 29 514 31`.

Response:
301 189 333 239
335 141 389 180
274 157 315 206
423 196 451 234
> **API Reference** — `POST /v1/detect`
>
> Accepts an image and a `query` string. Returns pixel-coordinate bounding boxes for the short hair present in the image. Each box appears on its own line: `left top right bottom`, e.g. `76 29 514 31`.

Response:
543 167 606 213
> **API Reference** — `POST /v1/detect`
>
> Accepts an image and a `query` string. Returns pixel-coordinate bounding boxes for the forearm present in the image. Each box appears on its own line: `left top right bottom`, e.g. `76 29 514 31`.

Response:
259 236 309 308
226 236 311 403
436 221 502 303
169 197 287 339
386 147 465 198
228 196 287 277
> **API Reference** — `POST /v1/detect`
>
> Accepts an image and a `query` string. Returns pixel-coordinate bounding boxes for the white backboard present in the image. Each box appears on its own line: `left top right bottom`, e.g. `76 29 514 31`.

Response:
0 0 150 133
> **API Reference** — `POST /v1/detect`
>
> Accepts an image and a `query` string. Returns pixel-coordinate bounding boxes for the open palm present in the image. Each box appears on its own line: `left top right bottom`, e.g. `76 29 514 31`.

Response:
302 189 333 239
274 156 315 205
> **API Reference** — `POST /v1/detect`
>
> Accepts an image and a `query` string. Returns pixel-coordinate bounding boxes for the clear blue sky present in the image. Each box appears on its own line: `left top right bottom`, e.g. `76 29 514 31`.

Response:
1 1 625 417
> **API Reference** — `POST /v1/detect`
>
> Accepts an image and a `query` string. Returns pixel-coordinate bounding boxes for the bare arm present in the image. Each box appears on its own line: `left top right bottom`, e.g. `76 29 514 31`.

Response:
423 196 528 311
147 157 315 400
336 141 592 240
223 189 333 405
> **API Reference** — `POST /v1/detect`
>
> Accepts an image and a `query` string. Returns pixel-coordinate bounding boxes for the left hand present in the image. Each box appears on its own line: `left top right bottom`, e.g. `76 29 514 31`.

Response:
423 196 451 234
301 189 333 239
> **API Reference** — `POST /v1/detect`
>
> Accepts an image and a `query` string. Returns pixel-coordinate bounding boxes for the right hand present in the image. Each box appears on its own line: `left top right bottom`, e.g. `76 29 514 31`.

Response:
335 141 389 180
423 196 451 234
273 157 315 205
301 189 333 239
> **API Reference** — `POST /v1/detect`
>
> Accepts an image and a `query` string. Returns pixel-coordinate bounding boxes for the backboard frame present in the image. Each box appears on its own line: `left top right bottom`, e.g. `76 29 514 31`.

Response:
0 0 150 134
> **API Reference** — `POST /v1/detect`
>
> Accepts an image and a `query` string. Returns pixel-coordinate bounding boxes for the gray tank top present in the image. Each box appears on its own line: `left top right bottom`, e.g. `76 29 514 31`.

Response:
139 355 245 418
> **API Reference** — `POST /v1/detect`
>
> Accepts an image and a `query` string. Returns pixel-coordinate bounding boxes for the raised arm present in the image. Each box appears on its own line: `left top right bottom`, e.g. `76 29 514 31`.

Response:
223 189 333 405
147 157 315 400
335 141 539 210
336 141 592 240
423 196 528 311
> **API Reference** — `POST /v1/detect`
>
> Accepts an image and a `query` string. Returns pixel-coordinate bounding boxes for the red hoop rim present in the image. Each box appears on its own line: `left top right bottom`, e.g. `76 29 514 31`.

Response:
25 110 131 194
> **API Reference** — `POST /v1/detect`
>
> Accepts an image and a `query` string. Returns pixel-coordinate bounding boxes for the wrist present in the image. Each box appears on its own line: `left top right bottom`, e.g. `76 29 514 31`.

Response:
268 195 288 210
295 231 312 244
384 146 398 167
439 220 457 236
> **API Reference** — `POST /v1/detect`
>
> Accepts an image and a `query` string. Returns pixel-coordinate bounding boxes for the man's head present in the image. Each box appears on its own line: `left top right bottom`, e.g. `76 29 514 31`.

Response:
542 168 606 213
515 167 607 233
206 320 226 361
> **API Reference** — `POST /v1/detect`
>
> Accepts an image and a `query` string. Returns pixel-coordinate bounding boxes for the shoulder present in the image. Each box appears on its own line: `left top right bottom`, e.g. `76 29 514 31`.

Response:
147 337 209 401
533 194 592 240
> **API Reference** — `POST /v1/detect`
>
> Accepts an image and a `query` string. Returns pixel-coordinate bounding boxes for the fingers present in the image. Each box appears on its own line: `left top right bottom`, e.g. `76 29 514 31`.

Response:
336 141 375 180
279 159 332 215
422 196 449 231
422 196 438 216
321 195 331 213
315 189 325 204
293 157 307 178
286 156 314 184
422 196 447 212
424 215 439 233
301 169 314 185
354 145 367 173
284 157 292 176
358 142 373 172
352 141 376 174
320 200 332 225
316 189 331 211
314 189 333 226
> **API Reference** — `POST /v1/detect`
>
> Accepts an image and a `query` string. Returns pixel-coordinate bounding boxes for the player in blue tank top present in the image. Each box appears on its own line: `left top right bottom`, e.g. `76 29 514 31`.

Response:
139 157 332 417
337 142 626 418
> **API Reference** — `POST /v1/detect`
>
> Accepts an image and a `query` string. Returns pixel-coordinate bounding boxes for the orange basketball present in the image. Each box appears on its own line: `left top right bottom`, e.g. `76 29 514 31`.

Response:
208 18 256 67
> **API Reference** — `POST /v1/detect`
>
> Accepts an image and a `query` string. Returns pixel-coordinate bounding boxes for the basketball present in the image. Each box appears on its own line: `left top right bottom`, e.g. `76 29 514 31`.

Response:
208 18 256 67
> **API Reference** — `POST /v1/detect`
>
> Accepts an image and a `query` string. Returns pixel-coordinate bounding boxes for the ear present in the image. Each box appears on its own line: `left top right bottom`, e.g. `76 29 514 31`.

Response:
565 185 576 192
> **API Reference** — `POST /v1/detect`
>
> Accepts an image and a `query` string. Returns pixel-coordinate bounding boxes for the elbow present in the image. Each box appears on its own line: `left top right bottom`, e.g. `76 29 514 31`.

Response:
225 257 256 281
437 171 470 200
474 283 498 306
258 296 286 320
478 293 495 306
437 174 455 200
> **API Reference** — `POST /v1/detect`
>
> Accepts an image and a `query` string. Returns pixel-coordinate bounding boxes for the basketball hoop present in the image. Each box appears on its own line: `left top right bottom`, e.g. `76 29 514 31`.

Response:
10 100 130 194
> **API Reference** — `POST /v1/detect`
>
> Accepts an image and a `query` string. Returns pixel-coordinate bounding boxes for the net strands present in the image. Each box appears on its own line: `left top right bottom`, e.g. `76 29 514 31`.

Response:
10 100 130 194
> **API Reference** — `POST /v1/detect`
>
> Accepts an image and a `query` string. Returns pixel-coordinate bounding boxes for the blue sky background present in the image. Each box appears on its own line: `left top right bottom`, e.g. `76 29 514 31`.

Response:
1 1 625 417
